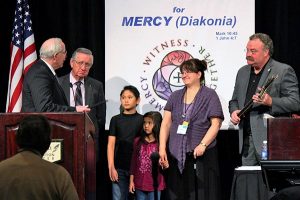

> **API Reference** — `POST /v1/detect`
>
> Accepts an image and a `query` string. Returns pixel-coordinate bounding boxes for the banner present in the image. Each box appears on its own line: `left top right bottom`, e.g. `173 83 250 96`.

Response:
105 0 255 129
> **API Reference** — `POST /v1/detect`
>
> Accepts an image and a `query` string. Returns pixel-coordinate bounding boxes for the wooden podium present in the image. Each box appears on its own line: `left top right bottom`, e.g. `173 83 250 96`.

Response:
267 118 300 160
0 113 96 200
261 118 300 192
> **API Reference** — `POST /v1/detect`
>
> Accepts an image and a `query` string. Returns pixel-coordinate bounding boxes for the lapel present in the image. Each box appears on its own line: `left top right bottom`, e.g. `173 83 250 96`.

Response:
84 77 93 106
41 60 69 104
56 77 69 105
240 66 251 106
257 59 273 89
61 75 71 104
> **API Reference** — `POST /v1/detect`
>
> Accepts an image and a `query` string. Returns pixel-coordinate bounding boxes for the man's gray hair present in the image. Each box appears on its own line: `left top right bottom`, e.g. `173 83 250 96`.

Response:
249 33 274 57
71 48 94 65
39 38 64 58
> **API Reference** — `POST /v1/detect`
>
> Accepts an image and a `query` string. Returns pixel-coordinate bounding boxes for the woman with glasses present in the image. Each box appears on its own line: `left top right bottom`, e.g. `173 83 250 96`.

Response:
159 58 224 200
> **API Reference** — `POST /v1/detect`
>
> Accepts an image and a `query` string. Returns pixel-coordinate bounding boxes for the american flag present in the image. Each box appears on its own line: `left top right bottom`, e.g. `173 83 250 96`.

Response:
6 0 37 112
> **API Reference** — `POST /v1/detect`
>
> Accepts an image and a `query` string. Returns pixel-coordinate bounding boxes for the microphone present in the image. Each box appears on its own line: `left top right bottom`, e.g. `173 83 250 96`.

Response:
150 152 160 162
89 100 107 109
150 152 159 192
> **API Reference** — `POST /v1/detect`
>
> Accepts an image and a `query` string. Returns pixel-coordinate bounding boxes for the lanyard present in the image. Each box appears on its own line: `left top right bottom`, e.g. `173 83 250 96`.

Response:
181 90 197 120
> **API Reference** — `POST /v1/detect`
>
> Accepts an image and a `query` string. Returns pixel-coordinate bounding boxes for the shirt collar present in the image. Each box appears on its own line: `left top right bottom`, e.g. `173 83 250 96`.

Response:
41 58 56 76
70 73 85 85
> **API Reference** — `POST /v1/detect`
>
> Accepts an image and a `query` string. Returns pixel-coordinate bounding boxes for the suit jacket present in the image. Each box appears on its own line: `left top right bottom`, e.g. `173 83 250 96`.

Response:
22 59 76 112
0 150 79 200
229 58 300 154
59 74 106 137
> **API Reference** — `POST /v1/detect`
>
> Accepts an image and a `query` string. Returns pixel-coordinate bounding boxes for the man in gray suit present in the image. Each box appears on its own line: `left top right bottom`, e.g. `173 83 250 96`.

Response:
229 33 300 166
59 48 106 160
22 38 90 113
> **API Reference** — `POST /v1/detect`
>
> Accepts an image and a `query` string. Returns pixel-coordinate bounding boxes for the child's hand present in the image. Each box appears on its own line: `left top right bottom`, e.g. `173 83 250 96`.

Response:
160 160 169 170
109 166 118 182
129 181 135 193
159 149 169 169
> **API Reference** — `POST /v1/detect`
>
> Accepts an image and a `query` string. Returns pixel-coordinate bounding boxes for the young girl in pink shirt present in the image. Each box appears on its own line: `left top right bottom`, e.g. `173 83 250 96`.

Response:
129 111 168 200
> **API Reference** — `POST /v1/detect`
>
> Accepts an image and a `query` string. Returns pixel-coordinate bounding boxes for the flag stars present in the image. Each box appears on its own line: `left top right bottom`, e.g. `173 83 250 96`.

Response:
7 0 37 112
11 0 35 48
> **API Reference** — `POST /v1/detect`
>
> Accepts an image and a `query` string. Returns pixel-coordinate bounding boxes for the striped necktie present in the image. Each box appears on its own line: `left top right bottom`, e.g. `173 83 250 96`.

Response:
74 81 83 106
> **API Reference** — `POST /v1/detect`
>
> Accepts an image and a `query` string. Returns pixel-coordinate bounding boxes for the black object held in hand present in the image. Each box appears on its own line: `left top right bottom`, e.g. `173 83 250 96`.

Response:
151 152 159 200
238 73 278 118
89 100 107 109
150 152 160 162
69 83 75 101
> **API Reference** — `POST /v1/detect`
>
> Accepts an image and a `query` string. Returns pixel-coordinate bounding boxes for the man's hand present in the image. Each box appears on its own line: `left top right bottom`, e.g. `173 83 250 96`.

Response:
230 110 241 125
76 105 91 112
252 92 272 106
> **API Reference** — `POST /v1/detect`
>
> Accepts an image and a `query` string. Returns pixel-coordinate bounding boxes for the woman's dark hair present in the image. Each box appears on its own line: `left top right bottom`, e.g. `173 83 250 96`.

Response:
179 58 207 84
16 115 51 155
142 111 162 142
120 85 140 99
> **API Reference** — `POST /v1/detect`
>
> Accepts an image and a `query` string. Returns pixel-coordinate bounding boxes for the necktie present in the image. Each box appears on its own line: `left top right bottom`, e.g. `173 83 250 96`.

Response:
74 81 83 106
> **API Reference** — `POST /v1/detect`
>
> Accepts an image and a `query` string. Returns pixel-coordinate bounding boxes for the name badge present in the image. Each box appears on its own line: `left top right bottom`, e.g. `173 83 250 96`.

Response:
177 121 189 135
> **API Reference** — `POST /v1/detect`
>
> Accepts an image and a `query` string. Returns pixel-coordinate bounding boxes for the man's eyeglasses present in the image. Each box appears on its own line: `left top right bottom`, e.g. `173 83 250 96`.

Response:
74 60 92 68
59 50 67 54
245 49 258 55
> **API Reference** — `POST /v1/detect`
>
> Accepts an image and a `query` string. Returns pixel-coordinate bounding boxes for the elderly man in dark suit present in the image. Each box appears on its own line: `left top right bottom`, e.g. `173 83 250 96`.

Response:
59 47 106 159
22 37 90 113
0 115 79 200
229 33 300 166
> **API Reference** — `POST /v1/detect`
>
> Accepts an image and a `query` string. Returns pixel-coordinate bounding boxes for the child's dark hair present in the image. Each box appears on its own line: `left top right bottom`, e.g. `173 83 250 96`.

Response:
120 85 140 99
137 111 162 151
179 58 207 84
143 111 162 141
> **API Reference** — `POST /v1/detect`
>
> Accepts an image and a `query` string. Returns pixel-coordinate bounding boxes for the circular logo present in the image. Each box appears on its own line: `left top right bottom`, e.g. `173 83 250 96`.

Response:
140 39 219 111
153 50 192 100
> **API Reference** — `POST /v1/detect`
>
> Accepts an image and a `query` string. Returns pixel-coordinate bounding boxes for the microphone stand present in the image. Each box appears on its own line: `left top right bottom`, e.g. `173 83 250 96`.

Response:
194 158 198 200
151 152 159 200
69 83 76 104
